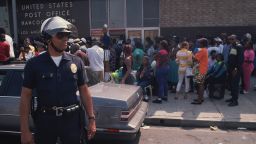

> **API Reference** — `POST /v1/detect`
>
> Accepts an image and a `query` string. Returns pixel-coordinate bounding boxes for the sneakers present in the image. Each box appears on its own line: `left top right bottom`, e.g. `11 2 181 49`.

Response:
143 95 149 102
228 101 238 107
191 100 203 105
243 90 249 94
152 96 167 103
152 98 162 104
225 98 239 106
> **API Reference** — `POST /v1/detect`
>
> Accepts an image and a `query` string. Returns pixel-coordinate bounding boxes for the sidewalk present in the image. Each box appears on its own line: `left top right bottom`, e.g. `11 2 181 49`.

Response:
144 78 256 130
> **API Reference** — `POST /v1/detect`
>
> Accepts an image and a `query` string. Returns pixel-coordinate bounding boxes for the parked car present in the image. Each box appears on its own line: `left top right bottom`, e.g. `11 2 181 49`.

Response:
0 64 148 140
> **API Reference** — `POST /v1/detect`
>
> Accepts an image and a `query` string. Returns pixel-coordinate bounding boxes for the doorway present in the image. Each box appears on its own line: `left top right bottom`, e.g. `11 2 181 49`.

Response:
126 28 160 45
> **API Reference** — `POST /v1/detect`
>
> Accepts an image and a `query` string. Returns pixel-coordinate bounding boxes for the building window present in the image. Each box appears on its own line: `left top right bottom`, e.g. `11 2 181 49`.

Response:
0 0 11 34
126 0 143 27
91 0 108 28
109 0 125 28
90 0 159 29
143 0 159 27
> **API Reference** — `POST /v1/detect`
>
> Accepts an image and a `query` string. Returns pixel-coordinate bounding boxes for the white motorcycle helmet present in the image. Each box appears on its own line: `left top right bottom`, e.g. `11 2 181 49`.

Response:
41 16 77 39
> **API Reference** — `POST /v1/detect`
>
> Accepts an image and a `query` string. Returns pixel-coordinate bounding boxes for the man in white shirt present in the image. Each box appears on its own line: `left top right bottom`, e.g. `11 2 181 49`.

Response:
208 38 221 54
215 37 224 54
87 41 104 81
0 28 15 58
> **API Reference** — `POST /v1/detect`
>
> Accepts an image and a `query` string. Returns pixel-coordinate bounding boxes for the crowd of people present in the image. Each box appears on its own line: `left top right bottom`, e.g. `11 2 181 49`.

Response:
1 26 255 107
108 33 255 107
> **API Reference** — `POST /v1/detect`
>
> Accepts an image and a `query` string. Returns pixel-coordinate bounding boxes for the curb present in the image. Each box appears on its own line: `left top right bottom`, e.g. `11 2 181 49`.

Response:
144 117 256 130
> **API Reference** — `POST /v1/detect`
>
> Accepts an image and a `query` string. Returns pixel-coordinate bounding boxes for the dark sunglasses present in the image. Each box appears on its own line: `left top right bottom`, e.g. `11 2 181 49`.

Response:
56 32 71 39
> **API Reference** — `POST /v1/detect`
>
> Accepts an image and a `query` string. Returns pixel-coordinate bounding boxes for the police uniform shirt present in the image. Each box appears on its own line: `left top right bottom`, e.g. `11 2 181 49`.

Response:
23 51 89 107
227 44 243 72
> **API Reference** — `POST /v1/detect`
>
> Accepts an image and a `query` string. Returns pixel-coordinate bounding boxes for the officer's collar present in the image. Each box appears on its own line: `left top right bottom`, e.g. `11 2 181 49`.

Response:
45 51 72 61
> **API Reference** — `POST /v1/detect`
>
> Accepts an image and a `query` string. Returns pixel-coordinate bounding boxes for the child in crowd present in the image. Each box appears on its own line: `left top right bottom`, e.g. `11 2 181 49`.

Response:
136 56 153 102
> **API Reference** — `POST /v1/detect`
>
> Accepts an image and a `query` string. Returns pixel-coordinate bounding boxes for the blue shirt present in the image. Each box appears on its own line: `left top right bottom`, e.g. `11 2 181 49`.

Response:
193 47 199 54
222 44 231 64
23 52 88 107
102 34 111 49
207 61 227 78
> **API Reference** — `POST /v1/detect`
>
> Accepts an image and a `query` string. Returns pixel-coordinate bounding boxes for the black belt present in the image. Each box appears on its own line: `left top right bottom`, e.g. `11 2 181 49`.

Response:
37 104 80 117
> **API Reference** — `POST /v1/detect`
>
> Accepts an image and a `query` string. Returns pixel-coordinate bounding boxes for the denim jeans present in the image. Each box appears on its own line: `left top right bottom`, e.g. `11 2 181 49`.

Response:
156 65 169 98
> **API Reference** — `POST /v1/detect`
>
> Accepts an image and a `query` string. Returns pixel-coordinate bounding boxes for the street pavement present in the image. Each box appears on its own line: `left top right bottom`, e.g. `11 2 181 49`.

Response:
136 126 256 144
2 126 256 144
145 77 256 129
92 126 256 144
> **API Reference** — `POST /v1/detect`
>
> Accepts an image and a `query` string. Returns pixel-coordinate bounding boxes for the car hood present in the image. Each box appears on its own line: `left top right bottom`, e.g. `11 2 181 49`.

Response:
89 82 142 110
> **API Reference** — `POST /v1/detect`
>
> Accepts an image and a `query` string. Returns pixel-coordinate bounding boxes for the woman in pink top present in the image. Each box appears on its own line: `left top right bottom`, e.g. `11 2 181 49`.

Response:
242 41 255 93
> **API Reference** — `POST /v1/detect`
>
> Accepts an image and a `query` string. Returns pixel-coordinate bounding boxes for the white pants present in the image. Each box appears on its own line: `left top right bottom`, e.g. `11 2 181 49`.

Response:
104 50 110 61
176 72 190 93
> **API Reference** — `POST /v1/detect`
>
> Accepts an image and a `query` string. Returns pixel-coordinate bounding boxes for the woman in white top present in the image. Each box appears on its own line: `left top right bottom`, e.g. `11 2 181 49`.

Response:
18 38 35 61
175 41 192 99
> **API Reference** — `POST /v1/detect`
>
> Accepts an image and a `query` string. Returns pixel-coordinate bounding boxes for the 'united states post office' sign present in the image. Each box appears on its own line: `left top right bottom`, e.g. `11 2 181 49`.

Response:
16 0 90 40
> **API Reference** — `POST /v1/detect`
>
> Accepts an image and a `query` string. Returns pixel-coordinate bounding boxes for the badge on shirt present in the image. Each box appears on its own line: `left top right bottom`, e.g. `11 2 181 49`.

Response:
70 63 77 73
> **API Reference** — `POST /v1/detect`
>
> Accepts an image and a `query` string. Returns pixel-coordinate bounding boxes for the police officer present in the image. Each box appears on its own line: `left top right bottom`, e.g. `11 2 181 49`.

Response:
225 35 243 106
20 16 96 144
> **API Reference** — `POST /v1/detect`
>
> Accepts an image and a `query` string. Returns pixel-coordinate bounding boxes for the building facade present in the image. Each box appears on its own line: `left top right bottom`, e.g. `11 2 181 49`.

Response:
160 0 256 40
1 0 256 44
1 0 160 44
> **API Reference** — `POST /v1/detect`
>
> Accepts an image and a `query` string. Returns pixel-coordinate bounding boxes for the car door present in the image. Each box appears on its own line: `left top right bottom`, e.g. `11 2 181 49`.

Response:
0 69 24 133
